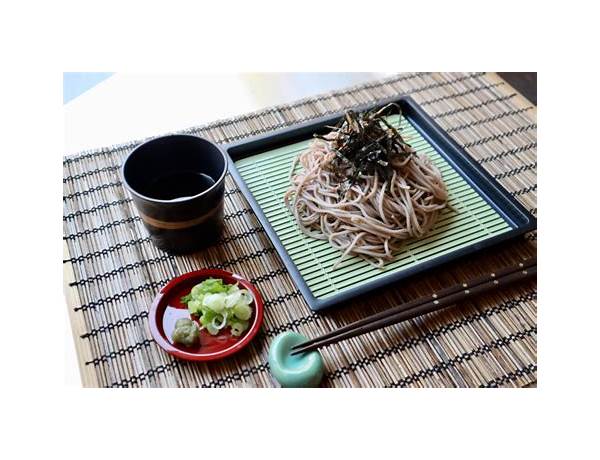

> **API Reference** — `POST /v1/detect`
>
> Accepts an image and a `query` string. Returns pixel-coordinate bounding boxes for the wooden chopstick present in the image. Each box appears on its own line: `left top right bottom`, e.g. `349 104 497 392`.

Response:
291 257 536 353
290 259 536 356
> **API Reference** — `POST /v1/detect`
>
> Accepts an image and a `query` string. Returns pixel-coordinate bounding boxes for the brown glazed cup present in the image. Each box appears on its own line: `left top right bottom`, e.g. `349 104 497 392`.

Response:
121 134 228 254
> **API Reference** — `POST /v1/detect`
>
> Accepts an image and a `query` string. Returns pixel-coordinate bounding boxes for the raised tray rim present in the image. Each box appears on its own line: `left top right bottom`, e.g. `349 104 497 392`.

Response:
224 95 536 312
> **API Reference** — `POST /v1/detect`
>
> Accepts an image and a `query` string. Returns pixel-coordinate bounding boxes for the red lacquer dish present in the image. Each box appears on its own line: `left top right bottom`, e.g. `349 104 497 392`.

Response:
149 269 264 361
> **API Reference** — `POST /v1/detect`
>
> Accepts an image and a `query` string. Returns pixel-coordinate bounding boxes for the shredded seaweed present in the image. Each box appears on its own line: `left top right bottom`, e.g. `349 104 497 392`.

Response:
314 103 414 193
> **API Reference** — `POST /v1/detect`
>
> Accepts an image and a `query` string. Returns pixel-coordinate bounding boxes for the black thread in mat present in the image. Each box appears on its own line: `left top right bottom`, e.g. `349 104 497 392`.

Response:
110 362 180 388
74 279 168 312
63 198 133 221
431 93 517 120
480 363 537 388
215 226 265 245
70 247 277 287
419 82 505 106
86 339 154 366
63 237 152 264
62 189 240 223
477 142 537 164
224 187 242 198
510 184 537 197
461 123 537 149
250 268 289 284
494 162 537 180
200 290 537 388
63 164 121 183
404 73 485 97
350 72 425 90
386 326 537 388
63 142 136 166
69 254 174 287
262 290 302 309
62 207 253 241
193 246 276 270
262 312 321 338
80 311 149 339
222 207 253 221
63 225 264 265
200 363 271 388
445 106 534 133
63 216 141 241
63 181 123 201
326 290 537 381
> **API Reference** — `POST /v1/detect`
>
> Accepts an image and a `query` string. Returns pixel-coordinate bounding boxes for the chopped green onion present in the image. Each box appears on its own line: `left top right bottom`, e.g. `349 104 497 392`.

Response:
180 278 254 336
230 321 249 337
233 303 252 321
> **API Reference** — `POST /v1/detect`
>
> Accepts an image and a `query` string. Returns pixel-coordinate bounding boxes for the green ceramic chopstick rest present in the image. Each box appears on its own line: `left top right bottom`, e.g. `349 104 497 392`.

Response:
268 331 324 388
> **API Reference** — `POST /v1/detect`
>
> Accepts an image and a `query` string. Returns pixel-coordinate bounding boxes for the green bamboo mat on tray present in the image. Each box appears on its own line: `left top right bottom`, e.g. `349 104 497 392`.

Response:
235 114 511 299
63 72 537 388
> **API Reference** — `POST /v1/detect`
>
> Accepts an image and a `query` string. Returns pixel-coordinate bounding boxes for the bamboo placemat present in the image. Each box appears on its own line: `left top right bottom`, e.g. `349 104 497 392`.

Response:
63 72 537 388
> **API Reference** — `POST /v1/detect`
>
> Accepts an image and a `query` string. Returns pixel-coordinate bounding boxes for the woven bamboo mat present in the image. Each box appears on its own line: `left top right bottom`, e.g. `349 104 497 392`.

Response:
63 72 537 388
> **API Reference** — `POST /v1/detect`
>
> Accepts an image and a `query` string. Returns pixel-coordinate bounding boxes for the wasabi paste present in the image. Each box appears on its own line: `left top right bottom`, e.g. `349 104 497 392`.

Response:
171 318 200 347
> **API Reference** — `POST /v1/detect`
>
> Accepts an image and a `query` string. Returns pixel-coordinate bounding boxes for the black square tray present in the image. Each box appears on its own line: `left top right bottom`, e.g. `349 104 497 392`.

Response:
224 96 536 311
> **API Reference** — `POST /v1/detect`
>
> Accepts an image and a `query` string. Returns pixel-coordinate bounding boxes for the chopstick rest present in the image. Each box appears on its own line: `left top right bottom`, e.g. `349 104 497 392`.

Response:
268 331 324 387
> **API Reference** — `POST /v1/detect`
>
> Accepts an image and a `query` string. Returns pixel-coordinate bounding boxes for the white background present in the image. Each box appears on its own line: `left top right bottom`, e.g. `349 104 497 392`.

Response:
2 1 600 459
64 73 391 154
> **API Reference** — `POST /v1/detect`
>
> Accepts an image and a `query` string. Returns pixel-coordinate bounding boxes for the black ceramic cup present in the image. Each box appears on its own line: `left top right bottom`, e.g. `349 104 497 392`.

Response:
121 135 228 254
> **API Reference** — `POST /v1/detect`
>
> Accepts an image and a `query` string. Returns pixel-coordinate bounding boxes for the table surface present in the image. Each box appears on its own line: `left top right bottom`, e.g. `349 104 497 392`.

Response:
497 73 537 106
63 72 393 386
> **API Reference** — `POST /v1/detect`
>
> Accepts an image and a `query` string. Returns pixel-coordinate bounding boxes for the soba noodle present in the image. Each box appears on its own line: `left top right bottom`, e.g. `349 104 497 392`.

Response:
284 138 448 269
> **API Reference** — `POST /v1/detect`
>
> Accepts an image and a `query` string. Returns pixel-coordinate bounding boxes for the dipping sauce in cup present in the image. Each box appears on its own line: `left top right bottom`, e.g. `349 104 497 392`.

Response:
122 135 228 254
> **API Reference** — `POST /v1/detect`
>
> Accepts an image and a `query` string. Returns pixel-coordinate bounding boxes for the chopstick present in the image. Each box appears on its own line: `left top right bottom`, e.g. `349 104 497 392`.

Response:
290 258 536 356
291 257 536 354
